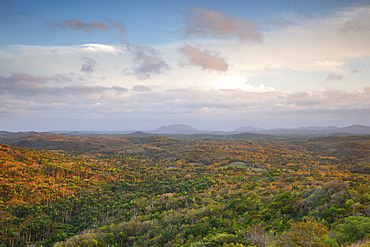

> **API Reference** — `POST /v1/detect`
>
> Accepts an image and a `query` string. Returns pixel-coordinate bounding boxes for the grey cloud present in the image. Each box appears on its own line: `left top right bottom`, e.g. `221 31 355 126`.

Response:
111 86 129 92
0 73 127 98
51 74 75 84
125 43 170 79
0 73 50 95
46 18 126 36
326 73 343 81
183 8 262 42
351 68 362 74
107 19 127 36
47 19 108 33
339 18 370 35
0 1 23 22
58 85 128 96
132 85 151 92
178 44 228 71
80 57 97 73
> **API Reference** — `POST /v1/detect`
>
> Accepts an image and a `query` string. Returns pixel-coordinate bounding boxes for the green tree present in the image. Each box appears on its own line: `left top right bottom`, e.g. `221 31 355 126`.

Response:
279 217 329 247
333 216 370 244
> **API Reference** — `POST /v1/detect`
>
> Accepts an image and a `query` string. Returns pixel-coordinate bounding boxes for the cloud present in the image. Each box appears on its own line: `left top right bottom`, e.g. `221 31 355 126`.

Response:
215 76 275 91
132 85 151 92
1 72 370 130
282 88 370 111
351 68 362 74
47 19 108 33
183 8 262 42
0 72 128 98
107 19 126 36
125 43 170 79
178 44 228 71
0 73 50 95
0 1 23 22
80 57 97 73
46 18 126 37
338 16 370 35
326 73 343 81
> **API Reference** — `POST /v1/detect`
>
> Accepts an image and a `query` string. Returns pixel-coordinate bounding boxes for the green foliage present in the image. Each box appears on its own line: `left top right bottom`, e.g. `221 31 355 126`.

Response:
0 135 370 246
332 216 370 244
279 217 329 247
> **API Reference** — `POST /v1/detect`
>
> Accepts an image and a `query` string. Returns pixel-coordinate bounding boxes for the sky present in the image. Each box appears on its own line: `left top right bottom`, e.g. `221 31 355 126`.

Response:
0 0 370 131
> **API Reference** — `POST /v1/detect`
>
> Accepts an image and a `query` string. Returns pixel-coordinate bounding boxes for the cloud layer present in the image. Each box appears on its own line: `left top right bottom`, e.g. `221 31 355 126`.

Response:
1 72 369 117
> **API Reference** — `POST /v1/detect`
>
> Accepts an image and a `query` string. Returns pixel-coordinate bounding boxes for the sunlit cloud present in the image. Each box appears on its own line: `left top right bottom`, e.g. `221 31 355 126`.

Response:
178 44 228 71
2 72 369 117
183 8 262 42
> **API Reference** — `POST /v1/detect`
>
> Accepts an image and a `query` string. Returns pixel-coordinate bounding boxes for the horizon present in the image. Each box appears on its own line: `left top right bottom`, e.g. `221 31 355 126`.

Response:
2 123 369 133
1 0 370 132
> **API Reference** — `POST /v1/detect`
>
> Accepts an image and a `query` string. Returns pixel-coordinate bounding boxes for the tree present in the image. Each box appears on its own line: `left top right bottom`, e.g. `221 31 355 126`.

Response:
279 217 329 247
333 216 370 244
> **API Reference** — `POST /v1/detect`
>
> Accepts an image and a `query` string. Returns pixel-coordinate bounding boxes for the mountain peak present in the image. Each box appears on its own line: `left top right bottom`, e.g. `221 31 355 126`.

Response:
151 124 199 134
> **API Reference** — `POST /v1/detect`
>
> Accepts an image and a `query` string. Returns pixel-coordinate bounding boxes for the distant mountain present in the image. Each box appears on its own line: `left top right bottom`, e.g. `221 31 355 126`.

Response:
234 124 370 135
1 124 369 138
125 131 153 137
297 126 338 131
150 124 200 134
51 130 133 136
335 125 370 134
235 126 266 132
0 131 39 137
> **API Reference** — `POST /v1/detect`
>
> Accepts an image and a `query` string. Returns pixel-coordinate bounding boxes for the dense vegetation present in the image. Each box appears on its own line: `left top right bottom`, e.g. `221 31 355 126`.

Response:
1 133 370 246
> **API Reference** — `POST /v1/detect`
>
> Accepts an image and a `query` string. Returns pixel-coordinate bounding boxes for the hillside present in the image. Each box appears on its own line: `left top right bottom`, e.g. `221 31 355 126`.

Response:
0 134 370 246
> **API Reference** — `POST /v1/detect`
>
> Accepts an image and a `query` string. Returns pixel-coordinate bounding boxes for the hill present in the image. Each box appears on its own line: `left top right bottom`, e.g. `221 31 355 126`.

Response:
1 133 370 246
150 124 201 134
235 124 370 135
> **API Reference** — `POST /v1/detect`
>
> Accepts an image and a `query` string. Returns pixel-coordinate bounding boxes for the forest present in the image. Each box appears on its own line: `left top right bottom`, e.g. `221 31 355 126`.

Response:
0 132 370 246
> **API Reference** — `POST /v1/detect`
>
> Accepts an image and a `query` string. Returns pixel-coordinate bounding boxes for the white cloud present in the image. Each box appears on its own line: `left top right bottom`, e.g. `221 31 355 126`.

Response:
215 76 275 92
221 5 370 74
